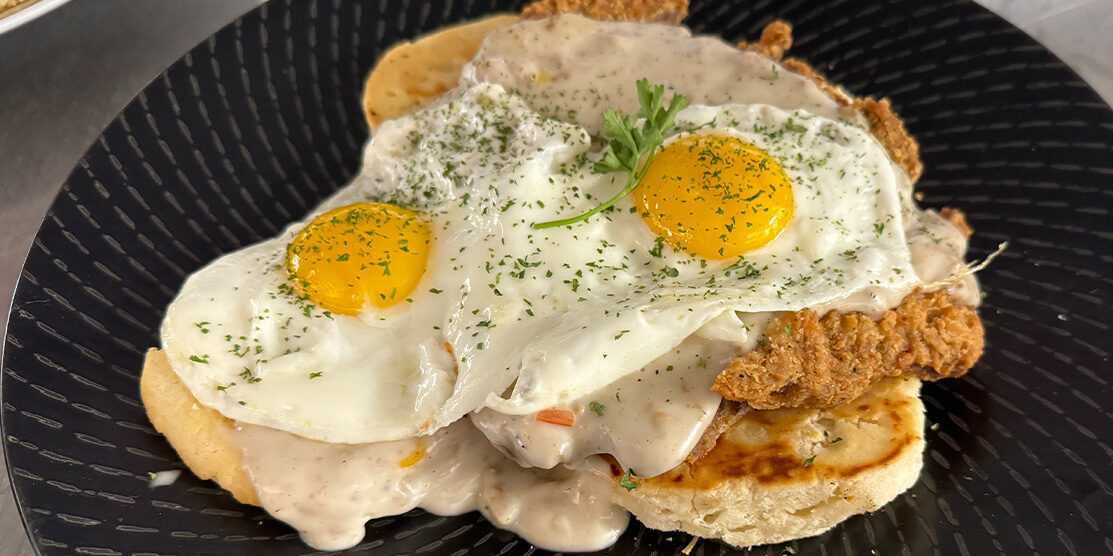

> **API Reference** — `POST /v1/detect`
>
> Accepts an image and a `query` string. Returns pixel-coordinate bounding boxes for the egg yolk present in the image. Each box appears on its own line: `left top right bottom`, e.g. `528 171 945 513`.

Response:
634 134 793 259
286 202 430 315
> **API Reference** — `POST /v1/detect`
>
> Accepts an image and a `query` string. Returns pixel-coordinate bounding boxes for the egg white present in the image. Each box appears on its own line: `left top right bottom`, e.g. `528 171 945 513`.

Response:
163 83 917 442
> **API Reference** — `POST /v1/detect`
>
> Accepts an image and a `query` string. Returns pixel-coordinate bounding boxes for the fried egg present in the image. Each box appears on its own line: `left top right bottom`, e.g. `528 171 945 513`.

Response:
162 78 915 443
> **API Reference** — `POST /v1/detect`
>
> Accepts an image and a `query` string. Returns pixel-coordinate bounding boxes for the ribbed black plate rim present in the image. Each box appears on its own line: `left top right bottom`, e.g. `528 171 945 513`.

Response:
4 0 1113 554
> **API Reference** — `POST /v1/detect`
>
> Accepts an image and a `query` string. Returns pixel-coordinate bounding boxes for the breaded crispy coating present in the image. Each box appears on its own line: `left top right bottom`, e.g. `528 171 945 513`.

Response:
742 21 923 182
521 0 688 24
737 20 792 61
686 400 749 463
854 97 924 181
713 291 983 410
779 58 853 105
940 207 973 238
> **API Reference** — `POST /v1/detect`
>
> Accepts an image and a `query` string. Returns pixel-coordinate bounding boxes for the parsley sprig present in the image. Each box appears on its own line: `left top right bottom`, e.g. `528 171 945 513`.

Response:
532 79 688 229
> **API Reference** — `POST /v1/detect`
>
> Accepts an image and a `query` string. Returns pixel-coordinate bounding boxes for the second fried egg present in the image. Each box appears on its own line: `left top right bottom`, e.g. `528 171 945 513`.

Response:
162 83 916 443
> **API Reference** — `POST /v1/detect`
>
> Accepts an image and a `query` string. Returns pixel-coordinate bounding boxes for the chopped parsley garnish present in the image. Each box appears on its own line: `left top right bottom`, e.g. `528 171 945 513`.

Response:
189 354 209 364
783 121 807 134
532 79 688 229
803 455 816 467
619 468 639 491
239 368 262 384
589 401 606 417
309 372 323 379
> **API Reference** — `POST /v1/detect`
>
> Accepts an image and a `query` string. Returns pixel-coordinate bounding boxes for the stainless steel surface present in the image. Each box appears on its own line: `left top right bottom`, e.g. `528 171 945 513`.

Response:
0 2 261 553
0 0 1109 554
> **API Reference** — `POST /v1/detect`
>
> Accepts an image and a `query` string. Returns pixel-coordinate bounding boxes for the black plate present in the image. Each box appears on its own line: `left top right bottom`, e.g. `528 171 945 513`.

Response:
4 0 1113 554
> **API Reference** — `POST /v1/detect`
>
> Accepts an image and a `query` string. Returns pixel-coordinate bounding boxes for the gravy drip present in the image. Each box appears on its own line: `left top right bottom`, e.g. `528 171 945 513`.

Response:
472 311 770 477
230 420 627 552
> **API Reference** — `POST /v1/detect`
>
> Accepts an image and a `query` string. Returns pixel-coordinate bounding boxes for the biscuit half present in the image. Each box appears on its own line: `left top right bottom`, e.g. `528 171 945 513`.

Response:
611 377 924 546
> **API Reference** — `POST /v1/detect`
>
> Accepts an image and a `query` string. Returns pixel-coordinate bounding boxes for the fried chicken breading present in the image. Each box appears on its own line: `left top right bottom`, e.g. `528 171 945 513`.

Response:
686 401 749 463
736 20 792 61
742 22 923 181
940 207 973 238
712 291 983 410
854 97 924 181
521 0 688 24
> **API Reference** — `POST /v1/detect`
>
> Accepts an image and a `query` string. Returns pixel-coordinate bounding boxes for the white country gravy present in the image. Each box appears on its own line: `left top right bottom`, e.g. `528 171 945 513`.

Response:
471 311 770 477
230 420 627 552
463 14 862 135
219 15 981 552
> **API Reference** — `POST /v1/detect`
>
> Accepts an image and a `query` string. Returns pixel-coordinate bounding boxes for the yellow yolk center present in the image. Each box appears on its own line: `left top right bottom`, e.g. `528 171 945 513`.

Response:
286 202 430 315
635 134 794 259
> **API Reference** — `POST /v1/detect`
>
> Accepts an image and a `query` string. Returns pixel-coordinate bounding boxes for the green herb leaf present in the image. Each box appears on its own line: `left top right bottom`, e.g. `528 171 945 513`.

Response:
619 468 638 491
803 455 816 467
783 122 807 134
532 79 688 229
589 401 606 417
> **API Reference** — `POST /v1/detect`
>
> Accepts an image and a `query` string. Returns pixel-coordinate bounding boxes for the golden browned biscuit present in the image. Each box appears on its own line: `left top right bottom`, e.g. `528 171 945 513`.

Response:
713 291 983 410
362 15 520 131
362 0 691 130
612 377 924 547
0 0 35 15
140 349 259 505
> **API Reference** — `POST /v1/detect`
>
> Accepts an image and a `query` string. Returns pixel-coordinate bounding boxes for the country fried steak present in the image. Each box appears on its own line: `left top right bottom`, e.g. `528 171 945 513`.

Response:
522 0 688 23
686 400 748 463
674 19 982 454
712 290 983 411
739 20 924 181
